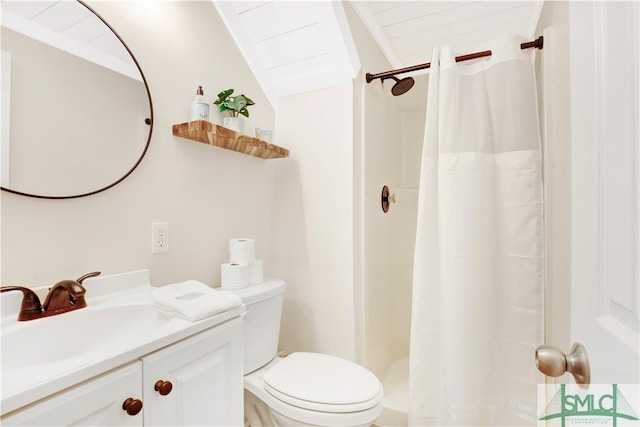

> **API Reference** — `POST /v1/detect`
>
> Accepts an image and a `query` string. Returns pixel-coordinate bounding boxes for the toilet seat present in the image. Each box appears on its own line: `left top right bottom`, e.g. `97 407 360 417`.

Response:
264 384 383 413
244 354 383 427
263 352 383 413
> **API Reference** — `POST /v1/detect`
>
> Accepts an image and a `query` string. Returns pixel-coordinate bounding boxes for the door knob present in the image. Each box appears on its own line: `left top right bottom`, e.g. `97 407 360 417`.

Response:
535 342 590 388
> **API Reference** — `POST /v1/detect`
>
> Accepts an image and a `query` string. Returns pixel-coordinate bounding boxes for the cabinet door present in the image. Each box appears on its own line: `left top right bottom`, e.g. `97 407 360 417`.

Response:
1 362 143 426
142 318 244 426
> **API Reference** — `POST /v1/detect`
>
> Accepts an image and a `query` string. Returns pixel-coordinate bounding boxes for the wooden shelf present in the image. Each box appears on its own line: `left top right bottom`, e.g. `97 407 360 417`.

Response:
172 120 289 159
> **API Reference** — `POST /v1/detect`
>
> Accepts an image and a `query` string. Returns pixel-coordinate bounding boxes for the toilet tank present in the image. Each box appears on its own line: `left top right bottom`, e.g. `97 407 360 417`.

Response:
227 279 286 374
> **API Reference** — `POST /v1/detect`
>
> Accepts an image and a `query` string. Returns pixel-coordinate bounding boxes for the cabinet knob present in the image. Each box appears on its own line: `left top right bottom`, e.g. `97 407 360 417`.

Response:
122 398 143 416
154 380 173 396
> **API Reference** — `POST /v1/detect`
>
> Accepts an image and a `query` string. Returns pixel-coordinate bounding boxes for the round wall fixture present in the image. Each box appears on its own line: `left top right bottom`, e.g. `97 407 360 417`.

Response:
381 185 391 213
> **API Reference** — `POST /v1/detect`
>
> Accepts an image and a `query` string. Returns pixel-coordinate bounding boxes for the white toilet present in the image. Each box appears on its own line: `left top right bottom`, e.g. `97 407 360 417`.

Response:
229 279 383 427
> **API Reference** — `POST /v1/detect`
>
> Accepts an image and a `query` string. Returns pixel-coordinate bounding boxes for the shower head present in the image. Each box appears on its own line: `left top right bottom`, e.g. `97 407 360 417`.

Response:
383 76 415 96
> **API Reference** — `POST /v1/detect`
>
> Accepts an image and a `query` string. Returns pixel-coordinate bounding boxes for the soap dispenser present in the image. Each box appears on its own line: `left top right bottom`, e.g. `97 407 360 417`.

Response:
190 86 210 121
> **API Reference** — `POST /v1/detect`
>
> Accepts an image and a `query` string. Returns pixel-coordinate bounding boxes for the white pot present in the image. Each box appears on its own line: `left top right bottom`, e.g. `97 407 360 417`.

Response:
223 117 244 134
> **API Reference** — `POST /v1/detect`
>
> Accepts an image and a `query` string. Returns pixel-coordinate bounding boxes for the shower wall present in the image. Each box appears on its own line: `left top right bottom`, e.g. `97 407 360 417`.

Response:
343 0 425 384
360 92 425 380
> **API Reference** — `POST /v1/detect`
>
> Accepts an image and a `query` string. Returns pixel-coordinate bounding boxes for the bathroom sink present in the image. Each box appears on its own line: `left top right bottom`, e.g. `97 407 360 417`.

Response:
1 304 172 370
1 270 246 416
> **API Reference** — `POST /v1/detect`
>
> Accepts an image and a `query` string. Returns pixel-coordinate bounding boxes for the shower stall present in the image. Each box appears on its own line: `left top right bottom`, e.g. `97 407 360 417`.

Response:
357 34 547 425
358 73 428 426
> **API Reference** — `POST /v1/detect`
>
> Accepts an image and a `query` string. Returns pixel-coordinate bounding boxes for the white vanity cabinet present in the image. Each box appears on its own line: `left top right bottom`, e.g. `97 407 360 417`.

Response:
142 316 244 426
1 318 244 427
2 362 144 426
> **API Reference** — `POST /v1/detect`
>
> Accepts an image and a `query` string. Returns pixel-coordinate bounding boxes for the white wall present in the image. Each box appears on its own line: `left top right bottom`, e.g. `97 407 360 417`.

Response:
1 1 277 289
267 1 423 364
273 84 356 360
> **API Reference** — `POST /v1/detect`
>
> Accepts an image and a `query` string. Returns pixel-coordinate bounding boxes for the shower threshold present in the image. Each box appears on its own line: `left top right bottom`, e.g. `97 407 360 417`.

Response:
375 357 409 427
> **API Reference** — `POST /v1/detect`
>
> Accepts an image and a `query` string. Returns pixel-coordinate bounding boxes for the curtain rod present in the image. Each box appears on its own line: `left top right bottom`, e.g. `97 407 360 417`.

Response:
365 36 544 83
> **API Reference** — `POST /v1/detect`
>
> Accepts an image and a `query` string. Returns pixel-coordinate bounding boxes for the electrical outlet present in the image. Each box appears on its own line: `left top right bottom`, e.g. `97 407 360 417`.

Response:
152 222 169 253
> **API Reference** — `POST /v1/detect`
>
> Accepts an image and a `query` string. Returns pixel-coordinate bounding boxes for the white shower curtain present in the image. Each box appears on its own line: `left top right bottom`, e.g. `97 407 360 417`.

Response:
409 35 544 426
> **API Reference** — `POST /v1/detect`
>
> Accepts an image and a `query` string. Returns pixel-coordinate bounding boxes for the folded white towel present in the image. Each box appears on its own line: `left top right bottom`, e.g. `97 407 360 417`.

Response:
152 280 241 322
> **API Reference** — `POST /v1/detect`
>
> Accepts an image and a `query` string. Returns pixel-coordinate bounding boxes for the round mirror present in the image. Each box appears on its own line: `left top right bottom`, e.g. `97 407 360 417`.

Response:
0 0 153 199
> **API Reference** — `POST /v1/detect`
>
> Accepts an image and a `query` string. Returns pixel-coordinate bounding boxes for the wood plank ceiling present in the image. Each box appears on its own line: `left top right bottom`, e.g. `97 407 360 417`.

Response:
215 0 543 107
2 1 543 106
352 1 543 69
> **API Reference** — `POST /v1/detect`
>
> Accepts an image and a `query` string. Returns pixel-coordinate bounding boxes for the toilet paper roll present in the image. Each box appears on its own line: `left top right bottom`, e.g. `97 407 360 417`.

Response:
221 263 249 289
229 238 256 264
248 260 263 285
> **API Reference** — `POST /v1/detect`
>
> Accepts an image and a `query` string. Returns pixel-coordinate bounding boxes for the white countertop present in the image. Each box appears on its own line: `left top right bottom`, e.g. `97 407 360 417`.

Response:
1 270 245 416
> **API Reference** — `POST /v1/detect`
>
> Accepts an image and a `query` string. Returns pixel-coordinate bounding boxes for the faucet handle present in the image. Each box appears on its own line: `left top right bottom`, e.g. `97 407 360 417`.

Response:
77 271 101 284
0 286 43 321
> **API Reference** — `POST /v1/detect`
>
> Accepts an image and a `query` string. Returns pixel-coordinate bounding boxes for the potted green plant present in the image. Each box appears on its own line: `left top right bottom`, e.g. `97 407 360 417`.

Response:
214 89 255 133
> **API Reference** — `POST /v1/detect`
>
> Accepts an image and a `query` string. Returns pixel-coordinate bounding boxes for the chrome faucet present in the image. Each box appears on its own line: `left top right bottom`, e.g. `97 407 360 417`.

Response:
0 271 100 321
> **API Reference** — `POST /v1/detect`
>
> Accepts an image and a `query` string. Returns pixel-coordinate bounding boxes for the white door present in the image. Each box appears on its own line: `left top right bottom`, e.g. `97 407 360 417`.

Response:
569 1 639 385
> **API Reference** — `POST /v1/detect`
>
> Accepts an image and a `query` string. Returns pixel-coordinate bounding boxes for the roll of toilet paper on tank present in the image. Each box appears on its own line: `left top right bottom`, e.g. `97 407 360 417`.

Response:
248 260 263 285
229 238 255 264
221 263 249 289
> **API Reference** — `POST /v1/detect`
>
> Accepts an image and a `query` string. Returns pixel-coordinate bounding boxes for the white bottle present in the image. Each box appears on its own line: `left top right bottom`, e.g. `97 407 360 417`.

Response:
190 86 210 121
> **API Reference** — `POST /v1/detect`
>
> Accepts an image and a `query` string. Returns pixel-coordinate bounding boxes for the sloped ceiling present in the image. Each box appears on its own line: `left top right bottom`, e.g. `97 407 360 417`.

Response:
2 1 544 107
214 0 543 108
213 1 361 108
351 1 543 70
0 0 140 80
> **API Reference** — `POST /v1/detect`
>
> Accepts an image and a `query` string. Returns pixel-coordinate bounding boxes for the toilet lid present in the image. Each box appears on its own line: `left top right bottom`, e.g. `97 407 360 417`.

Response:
263 352 383 413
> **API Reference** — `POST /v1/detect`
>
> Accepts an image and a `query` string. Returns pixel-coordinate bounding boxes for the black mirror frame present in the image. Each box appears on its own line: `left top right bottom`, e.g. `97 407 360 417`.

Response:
0 0 154 200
